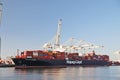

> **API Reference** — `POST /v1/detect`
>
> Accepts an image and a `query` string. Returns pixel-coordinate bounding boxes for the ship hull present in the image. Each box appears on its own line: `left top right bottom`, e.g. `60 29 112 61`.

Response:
12 58 110 68
0 64 15 67
12 58 66 68
66 60 110 66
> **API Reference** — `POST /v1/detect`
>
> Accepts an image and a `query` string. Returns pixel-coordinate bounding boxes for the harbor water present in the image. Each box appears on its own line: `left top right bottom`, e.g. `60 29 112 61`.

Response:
0 66 120 80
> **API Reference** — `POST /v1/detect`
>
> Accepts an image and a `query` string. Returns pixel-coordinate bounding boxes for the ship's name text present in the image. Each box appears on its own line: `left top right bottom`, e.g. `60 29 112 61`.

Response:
66 61 82 64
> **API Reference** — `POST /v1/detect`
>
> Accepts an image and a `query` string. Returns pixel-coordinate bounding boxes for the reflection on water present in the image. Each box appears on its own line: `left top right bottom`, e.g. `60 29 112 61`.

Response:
0 66 120 80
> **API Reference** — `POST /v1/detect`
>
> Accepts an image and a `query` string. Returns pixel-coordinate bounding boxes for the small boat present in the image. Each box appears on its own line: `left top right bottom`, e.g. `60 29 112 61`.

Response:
0 59 15 67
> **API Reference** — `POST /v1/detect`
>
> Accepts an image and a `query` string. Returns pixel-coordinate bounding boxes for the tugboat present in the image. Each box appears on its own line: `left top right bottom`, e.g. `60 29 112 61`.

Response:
12 19 110 68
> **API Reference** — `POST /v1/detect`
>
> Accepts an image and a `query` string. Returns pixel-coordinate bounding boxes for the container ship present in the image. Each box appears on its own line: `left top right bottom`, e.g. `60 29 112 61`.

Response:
12 50 110 68
12 19 110 68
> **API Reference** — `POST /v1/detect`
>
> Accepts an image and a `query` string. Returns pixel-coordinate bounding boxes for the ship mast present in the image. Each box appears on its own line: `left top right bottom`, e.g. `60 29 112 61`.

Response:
55 19 62 46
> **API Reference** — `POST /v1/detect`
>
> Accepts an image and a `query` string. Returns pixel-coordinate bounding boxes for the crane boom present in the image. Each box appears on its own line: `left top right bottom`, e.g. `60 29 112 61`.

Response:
55 19 62 46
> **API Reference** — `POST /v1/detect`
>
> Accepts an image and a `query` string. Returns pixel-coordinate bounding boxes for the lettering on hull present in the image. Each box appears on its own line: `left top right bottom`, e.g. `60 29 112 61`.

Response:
66 60 82 64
